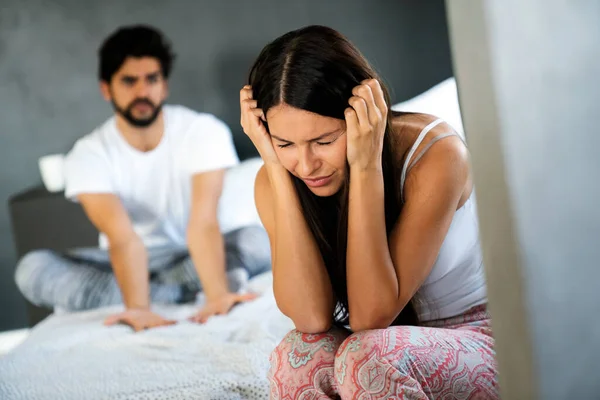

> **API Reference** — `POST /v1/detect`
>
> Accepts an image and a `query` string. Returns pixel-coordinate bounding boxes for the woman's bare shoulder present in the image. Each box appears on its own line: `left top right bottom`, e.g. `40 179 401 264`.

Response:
390 112 462 162
391 112 472 206
390 111 455 138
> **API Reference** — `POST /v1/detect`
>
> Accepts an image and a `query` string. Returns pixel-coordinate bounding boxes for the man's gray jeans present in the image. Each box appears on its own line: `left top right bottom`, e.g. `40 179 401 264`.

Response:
14 226 271 311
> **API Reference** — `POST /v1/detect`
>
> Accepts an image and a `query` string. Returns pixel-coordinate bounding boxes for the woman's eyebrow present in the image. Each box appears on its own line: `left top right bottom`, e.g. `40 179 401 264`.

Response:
270 134 292 143
309 129 341 142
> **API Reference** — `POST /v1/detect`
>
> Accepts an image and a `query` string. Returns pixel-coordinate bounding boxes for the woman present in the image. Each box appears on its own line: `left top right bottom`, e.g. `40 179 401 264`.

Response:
240 25 498 399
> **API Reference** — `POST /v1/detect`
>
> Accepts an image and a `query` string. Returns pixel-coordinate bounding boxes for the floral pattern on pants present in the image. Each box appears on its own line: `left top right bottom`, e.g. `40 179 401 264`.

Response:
268 305 498 399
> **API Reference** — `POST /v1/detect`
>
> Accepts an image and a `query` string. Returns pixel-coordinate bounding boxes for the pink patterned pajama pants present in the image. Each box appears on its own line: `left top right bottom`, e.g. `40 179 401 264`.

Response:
268 305 498 399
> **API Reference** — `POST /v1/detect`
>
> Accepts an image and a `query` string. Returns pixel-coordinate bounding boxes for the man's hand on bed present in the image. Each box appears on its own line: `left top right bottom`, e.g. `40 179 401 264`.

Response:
104 309 176 332
188 292 258 323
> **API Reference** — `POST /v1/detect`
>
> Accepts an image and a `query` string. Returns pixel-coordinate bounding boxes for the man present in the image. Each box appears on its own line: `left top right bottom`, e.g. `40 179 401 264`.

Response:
15 25 270 331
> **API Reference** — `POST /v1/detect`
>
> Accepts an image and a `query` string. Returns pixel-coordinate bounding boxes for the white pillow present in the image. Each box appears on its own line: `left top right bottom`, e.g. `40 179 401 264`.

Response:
391 77 465 138
218 157 264 233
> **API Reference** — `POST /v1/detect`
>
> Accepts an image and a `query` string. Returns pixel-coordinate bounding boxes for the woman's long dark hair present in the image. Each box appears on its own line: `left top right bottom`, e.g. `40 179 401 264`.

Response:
249 25 418 326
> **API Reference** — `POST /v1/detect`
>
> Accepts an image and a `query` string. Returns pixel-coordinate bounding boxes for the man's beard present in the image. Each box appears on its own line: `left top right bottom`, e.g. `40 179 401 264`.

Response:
112 98 163 128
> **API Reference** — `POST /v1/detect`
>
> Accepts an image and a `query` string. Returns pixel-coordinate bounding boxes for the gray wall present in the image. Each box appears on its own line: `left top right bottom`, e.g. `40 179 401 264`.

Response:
0 0 453 330
447 0 600 398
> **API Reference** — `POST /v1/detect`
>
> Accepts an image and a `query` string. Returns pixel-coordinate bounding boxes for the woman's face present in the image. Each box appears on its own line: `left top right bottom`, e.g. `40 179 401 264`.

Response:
266 103 347 197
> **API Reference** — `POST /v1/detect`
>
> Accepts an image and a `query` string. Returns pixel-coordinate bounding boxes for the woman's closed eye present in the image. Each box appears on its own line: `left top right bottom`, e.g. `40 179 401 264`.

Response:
277 141 331 148
316 132 344 146
275 132 344 149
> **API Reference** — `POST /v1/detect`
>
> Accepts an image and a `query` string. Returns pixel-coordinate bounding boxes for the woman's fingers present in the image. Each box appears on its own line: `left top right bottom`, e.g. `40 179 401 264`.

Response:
363 79 388 119
238 86 280 165
344 107 359 133
353 83 379 126
240 97 265 136
241 99 258 111
348 96 370 130
250 108 264 119
240 85 252 102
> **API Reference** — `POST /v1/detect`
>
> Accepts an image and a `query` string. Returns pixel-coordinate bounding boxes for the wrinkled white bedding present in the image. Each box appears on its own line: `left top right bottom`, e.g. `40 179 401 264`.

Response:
0 272 293 400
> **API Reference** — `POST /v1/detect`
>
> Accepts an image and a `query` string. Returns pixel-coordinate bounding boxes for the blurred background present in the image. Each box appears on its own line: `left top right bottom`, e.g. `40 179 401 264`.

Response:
2 0 600 398
0 0 453 331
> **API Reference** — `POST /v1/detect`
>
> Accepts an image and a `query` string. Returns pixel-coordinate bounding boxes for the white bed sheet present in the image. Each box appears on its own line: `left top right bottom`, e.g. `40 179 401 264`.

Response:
0 272 294 400
0 329 30 357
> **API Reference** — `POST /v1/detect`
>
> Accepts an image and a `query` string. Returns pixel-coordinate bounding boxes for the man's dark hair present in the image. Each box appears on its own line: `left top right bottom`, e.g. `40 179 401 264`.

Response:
98 25 176 83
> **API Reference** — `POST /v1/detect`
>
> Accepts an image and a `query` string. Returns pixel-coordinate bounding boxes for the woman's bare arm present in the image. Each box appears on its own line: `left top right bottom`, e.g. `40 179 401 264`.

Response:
346 135 470 331
255 165 335 333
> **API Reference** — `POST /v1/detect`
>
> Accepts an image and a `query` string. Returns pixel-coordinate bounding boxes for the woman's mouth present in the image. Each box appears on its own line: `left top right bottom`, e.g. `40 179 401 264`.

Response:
302 173 334 188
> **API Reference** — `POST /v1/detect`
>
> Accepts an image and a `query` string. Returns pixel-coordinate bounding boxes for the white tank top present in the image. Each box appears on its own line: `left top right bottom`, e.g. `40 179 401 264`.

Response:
400 119 488 322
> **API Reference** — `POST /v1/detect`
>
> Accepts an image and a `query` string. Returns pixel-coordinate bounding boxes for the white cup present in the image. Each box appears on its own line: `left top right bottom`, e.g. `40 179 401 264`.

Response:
38 154 66 192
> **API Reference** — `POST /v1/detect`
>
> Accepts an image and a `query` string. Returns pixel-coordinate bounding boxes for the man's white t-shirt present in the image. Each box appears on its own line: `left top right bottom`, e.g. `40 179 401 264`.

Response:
64 105 240 249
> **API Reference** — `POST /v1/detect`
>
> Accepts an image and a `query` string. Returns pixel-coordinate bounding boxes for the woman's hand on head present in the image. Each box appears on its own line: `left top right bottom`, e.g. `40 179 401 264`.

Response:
345 79 388 171
240 85 280 165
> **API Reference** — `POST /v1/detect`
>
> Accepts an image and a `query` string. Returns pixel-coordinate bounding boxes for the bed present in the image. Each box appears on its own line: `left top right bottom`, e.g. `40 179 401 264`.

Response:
0 272 293 400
